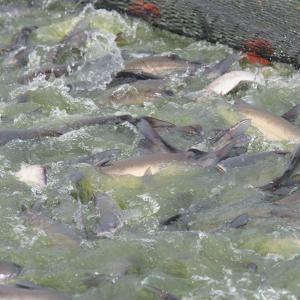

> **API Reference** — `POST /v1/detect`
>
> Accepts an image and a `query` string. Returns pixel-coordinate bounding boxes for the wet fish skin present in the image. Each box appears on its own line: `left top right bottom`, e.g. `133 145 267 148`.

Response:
210 119 251 146
270 208 300 219
92 193 124 238
203 53 241 79
0 114 134 146
21 206 83 247
100 139 236 177
10 26 37 51
17 62 80 84
136 117 182 153
260 144 300 191
217 151 288 173
69 149 120 165
105 79 173 105
124 54 202 76
160 213 182 226
0 128 62 146
273 191 300 205
281 103 300 123
0 26 37 55
0 261 22 281
207 71 265 95
222 213 249 229
0 282 71 300
234 100 300 141
99 151 195 177
51 20 90 64
108 70 162 88
143 285 179 300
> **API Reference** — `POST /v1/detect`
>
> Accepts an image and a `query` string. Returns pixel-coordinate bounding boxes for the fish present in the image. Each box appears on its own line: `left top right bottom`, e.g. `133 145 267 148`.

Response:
68 149 120 165
104 79 174 105
15 164 47 188
0 282 71 300
0 26 36 55
281 103 300 123
17 62 80 84
50 20 90 64
162 124 202 136
210 119 251 146
143 285 179 300
270 208 300 219
217 151 288 173
0 114 134 146
108 70 162 87
2 47 31 68
21 206 83 247
99 140 236 177
91 193 124 238
136 117 182 153
123 54 202 76
207 71 265 95
260 144 300 190
273 191 300 206
234 100 300 141
0 261 22 281
217 213 249 230
203 53 241 79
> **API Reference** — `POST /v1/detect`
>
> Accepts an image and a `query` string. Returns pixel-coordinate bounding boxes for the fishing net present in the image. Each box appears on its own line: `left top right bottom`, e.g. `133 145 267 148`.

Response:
92 0 300 67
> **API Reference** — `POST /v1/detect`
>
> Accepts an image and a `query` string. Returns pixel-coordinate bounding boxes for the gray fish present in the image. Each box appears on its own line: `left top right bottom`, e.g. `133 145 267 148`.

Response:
162 124 202 136
234 100 300 141
260 143 300 191
143 285 179 300
0 114 133 146
99 140 236 177
104 79 173 105
281 103 300 123
69 149 120 165
209 119 251 145
136 117 182 153
108 70 162 87
217 213 249 230
273 191 300 206
91 193 124 238
17 62 80 84
51 20 90 64
0 261 22 281
21 206 83 247
0 26 36 55
217 151 288 173
123 54 202 76
0 282 71 300
270 208 300 219
0 128 62 146
2 47 31 68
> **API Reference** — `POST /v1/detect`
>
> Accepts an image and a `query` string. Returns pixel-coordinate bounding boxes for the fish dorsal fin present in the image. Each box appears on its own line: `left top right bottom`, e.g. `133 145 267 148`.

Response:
142 116 175 128
137 117 181 153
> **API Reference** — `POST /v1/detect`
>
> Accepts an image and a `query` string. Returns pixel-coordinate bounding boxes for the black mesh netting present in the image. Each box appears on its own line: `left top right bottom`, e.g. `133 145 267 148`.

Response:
91 0 300 67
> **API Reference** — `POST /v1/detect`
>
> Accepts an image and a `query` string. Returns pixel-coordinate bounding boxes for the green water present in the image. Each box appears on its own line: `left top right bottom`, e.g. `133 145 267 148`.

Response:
0 1 300 299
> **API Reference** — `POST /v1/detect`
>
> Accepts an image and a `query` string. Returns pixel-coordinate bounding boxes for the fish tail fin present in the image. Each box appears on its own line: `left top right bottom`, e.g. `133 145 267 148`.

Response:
214 139 237 161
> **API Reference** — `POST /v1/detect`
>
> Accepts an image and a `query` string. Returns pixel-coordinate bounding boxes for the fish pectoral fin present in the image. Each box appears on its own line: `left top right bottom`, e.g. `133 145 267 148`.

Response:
95 158 112 167
187 148 208 158
144 167 153 176
15 281 44 290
